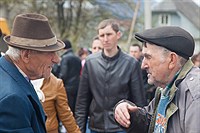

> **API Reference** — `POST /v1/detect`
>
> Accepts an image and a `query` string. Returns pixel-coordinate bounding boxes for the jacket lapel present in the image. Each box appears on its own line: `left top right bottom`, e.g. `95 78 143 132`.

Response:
0 57 46 130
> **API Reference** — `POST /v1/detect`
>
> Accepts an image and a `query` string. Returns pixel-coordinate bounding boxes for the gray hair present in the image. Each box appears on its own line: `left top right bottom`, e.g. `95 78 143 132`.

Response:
159 46 187 67
143 42 187 68
6 46 21 61
160 47 170 61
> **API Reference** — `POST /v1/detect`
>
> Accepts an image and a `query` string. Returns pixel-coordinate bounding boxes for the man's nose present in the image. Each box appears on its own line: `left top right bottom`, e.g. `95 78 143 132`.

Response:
141 58 147 70
103 35 108 41
52 52 60 64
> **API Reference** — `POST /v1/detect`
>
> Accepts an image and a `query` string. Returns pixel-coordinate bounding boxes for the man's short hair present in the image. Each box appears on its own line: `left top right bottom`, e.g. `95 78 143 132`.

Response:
97 19 119 33
131 43 142 51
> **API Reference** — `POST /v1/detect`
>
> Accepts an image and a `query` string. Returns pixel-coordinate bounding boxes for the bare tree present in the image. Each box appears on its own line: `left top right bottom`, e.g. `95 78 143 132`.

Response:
0 0 144 51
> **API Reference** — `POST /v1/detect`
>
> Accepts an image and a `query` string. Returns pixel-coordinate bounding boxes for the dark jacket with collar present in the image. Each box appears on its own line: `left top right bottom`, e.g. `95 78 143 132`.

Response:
75 47 146 132
0 56 46 133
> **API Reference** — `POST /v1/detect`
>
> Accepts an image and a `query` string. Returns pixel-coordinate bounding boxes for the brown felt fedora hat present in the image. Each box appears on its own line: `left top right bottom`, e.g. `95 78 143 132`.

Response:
4 13 65 51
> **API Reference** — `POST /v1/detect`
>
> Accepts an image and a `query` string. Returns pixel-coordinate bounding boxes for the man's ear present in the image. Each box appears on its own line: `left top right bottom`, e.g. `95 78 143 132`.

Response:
117 31 121 39
168 52 178 69
20 50 30 63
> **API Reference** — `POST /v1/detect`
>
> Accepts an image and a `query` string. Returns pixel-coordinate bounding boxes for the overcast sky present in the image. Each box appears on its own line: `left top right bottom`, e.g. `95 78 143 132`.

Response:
193 0 200 6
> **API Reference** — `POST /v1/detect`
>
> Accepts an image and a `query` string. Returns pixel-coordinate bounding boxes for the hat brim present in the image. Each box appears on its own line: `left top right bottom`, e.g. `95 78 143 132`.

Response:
4 35 65 52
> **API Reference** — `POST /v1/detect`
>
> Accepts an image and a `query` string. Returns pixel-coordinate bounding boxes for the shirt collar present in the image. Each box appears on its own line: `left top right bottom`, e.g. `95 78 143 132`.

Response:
14 63 29 81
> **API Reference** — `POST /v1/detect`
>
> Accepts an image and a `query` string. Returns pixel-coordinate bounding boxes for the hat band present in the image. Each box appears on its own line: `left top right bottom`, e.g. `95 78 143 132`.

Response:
10 35 57 47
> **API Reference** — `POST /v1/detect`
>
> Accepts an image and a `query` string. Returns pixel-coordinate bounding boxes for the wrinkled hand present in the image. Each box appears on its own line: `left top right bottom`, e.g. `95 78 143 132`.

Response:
114 102 138 128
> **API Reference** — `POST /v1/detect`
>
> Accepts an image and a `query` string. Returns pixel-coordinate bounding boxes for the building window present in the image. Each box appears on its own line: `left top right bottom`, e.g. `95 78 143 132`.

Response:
159 14 170 25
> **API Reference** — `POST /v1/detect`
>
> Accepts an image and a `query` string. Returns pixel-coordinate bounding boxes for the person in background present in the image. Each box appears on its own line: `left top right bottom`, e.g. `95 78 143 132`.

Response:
0 18 10 53
31 73 81 133
0 28 2 37
91 36 103 53
129 43 143 61
114 26 200 133
129 43 156 103
0 29 5 57
75 18 146 133
0 13 65 132
191 52 200 67
78 47 90 75
78 47 89 62
59 40 82 114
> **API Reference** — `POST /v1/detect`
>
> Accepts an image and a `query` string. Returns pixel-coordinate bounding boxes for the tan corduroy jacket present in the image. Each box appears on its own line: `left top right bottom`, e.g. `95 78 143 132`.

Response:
41 74 81 133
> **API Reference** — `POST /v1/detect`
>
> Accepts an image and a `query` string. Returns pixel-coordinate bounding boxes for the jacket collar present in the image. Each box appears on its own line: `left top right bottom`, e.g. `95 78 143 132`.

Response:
0 56 46 130
169 59 194 100
102 46 121 61
62 48 73 56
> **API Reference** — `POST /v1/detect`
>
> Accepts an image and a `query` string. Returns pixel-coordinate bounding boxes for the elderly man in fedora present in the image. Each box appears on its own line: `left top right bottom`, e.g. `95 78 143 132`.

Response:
0 13 65 133
114 26 200 133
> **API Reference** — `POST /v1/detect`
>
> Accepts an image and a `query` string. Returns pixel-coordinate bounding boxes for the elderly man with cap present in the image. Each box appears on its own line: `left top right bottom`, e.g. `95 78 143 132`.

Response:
0 13 65 132
114 26 200 133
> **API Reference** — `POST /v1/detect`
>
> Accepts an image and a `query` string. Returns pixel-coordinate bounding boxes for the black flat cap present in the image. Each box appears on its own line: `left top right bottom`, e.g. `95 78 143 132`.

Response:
135 26 194 59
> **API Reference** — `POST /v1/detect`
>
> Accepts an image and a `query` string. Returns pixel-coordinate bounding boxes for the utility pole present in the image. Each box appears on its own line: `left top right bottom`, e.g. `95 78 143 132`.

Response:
144 0 152 29
126 0 140 46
